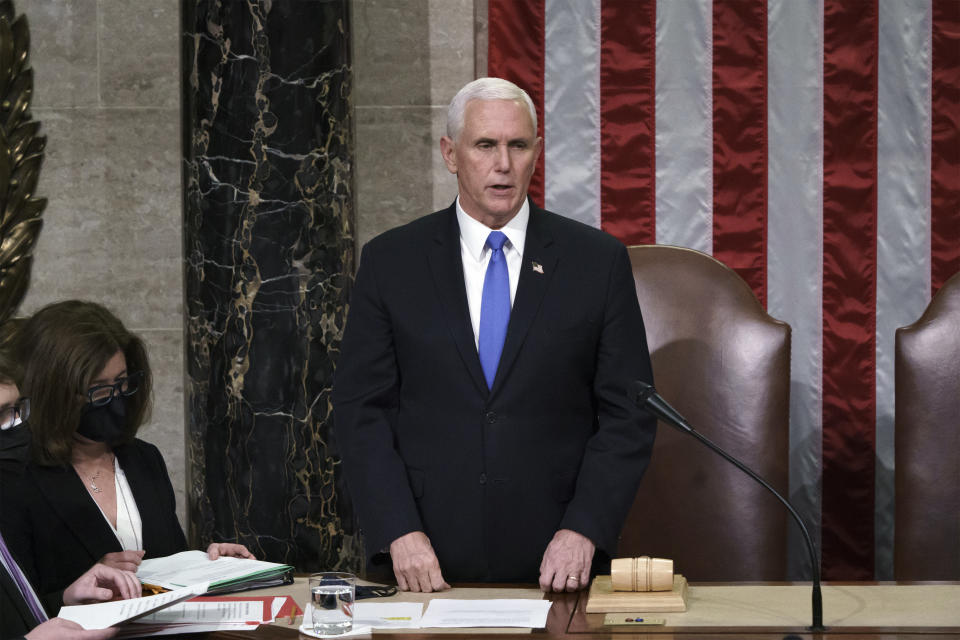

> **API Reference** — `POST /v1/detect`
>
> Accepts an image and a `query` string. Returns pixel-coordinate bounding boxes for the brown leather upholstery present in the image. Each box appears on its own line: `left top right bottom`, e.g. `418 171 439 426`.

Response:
894 271 960 580
619 245 791 581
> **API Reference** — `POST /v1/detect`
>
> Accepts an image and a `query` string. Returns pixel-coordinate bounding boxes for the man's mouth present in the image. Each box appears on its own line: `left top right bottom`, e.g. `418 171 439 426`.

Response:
489 184 513 192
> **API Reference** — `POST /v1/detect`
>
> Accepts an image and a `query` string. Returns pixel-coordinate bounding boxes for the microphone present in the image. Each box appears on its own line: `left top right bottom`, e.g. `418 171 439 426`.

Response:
633 381 825 632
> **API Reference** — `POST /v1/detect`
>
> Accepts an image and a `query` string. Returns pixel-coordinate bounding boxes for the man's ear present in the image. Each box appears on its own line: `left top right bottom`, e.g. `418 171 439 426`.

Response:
440 136 458 174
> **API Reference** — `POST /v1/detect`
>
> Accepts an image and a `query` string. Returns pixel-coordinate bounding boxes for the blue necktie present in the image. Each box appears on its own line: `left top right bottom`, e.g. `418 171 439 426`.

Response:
0 530 47 624
478 231 510 389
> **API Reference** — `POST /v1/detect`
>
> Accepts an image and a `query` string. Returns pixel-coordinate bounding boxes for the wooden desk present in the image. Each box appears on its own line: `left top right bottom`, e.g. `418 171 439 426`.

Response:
200 582 960 640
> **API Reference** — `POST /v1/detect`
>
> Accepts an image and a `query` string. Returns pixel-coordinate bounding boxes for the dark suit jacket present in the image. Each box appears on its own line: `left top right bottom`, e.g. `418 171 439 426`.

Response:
0 564 33 640
1 458 36 640
0 438 187 602
333 202 656 582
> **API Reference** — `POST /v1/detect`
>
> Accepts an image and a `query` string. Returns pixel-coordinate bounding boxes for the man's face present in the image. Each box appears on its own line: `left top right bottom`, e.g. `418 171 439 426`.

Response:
440 99 542 229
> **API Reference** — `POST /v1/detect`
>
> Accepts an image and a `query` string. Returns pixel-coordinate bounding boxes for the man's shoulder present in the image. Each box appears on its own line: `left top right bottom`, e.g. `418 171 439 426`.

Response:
534 206 626 255
363 207 454 253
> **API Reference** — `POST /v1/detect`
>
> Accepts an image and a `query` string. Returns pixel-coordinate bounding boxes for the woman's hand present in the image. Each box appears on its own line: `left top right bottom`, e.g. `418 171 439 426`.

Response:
206 542 255 560
98 550 145 573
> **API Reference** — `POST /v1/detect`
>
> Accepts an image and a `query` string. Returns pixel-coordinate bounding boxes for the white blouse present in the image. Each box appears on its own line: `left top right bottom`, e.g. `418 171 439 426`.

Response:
88 457 144 551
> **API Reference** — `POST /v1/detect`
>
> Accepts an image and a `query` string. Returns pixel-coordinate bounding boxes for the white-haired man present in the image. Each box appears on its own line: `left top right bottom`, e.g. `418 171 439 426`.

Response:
334 77 656 593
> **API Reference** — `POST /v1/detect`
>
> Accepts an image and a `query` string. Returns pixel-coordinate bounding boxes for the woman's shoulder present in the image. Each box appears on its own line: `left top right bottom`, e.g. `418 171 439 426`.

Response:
115 438 167 468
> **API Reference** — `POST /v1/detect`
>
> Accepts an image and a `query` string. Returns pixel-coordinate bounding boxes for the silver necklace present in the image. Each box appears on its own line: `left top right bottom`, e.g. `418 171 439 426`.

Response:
88 468 104 493
77 454 113 494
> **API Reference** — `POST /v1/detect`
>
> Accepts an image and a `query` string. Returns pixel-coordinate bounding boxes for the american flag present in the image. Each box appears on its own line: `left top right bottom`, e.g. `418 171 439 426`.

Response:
488 0 959 580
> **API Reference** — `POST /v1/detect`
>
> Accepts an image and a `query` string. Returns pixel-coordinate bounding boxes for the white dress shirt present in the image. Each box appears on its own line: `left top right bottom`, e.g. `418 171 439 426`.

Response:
456 198 528 348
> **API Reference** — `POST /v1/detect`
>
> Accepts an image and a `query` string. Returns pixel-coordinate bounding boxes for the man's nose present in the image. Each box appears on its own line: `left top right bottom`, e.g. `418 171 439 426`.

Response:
494 144 511 171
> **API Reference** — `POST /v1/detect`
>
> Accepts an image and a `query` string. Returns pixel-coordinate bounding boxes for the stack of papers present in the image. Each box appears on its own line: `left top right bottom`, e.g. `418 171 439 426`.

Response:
138 550 293 594
58 583 303 637
299 599 552 636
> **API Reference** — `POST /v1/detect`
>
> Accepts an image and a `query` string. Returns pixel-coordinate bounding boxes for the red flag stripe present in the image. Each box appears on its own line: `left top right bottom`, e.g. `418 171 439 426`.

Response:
712 0 769 306
931 0 960 294
488 0 546 206
599 0 656 245
821 0 879 580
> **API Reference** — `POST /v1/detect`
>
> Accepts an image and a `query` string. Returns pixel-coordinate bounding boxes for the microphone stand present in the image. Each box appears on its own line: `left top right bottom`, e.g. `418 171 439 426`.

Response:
633 381 825 632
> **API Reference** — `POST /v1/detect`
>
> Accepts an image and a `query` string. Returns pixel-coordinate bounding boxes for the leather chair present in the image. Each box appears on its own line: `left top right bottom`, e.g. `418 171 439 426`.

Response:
894 271 960 580
619 245 791 581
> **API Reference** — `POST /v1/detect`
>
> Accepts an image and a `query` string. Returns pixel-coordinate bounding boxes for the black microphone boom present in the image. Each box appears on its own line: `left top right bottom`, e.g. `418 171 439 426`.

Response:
633 380 825 632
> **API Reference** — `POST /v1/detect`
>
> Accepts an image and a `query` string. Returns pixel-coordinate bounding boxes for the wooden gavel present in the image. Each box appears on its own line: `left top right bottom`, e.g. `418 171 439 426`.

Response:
610 556 674 592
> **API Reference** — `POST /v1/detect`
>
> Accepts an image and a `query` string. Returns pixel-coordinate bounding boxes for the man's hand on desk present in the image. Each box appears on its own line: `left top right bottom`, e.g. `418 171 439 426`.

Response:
98 549 144 573
206 542 255 560
390 530 450 593
539 529 594 593
63 563 141 604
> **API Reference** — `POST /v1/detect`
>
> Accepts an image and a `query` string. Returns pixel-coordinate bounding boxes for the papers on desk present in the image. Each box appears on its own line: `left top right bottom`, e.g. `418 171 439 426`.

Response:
137 550 293 593
301 599 551 634
420 598 553 628
354 601 425 628
57 582 210 629
57 582 302 636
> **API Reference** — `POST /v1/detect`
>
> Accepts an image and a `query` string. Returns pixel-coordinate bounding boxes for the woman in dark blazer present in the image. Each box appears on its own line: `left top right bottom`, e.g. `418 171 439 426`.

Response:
0 301 251 601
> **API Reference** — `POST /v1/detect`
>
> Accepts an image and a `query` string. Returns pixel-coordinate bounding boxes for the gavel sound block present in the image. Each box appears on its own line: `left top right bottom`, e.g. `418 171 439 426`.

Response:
585 557 689 613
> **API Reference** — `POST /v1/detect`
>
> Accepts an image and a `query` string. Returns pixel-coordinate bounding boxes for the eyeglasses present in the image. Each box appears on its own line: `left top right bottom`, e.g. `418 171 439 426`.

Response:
0 397 30 430
85 371 144 407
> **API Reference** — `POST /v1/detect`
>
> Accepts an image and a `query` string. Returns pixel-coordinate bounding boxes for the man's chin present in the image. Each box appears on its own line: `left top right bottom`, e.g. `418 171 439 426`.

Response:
482 197 523 216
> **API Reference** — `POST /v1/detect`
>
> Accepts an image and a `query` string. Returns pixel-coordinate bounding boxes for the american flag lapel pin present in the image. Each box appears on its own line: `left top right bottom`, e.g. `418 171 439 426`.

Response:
531 261 544 274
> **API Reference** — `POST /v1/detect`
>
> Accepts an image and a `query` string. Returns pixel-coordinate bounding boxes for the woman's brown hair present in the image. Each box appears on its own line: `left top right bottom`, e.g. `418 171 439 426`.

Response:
16 300 152 466
0 348 22 388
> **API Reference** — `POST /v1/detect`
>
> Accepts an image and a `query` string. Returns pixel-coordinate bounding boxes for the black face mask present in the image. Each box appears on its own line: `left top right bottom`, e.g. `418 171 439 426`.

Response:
77 396 128 446
0 421 31 464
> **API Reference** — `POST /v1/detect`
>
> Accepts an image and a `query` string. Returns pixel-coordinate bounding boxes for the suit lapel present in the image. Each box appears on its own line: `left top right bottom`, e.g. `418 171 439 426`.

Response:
30 464 120 560
0 560 37 629
491 205 558 395
427 207 489 396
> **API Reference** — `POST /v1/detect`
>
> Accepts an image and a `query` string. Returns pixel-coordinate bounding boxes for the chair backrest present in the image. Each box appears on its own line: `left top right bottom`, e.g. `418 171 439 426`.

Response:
619 245 791 581
894 271 960 580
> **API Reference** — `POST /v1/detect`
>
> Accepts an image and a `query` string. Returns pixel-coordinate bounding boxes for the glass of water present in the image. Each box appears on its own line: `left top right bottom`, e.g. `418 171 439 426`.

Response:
309 572 356 635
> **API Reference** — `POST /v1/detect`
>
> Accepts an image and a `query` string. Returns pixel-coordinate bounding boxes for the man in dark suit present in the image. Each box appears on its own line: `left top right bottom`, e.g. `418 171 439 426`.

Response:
333 77 656 593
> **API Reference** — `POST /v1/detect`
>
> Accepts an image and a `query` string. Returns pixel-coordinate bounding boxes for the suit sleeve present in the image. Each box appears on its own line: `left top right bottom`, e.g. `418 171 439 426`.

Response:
332 243 424 558
0 471 41 601
139 441 188 554
558 243 657 556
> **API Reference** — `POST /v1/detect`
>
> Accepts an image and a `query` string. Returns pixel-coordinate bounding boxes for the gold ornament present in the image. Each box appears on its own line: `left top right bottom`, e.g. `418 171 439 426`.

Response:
0 0 45 349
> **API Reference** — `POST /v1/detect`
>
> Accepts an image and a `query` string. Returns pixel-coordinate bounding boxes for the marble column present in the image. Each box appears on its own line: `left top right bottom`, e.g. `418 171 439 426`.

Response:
181 0 360 572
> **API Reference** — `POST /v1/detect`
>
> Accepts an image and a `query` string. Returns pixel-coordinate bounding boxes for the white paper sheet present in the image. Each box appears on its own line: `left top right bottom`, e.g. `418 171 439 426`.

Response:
353 601 424 628
57 582 210 629
133 600 263 624
419 598 552 628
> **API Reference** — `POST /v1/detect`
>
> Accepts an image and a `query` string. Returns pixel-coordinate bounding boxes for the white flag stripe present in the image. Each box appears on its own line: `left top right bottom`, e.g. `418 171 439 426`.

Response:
544 0 602 229
875 0 934 580
766 0 825 580
654 0 713 251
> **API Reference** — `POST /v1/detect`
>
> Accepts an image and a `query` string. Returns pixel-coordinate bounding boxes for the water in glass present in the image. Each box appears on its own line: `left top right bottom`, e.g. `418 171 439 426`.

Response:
311 579 354 635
